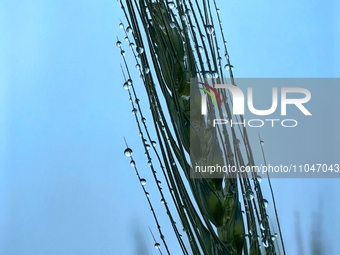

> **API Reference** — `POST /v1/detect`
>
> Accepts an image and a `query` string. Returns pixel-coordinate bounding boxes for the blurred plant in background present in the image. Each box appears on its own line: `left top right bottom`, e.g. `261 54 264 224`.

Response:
118 0 285 254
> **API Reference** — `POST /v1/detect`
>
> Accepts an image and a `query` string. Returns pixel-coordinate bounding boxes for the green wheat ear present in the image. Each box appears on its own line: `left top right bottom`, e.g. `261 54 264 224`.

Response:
119 0 286 254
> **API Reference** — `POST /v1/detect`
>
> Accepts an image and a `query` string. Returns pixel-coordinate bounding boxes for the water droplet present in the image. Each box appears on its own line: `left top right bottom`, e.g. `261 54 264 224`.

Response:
224 40 228 45
198 46 203 53
116 40 122 47
146 192 149 197
123 81 131 90
216 8 220 13
141 117 146 123
132 108 137 114
144 67 150 74
135 64 140 70
260 222 265 231
257 175 262 182
129 42 135 48
140 178 147 186
205 72 212 78
130 160 135 167
147 159 152 165
120 50 125 56
247 191 254 200
212 71 219 78
234 139 240 147
124 148 133 157
262 238 269 248
124 36 129 41
260 140 264 146
205 25 215 34
157 180 161 187
145 144 151 150
170 22 176 28
119 22 124 28
168 1 175 9
151 141 157 147
154 243 160 249
263 199 268 208
224 64 234 71
136 47 144 54
126 26 132 33
161 198 165 204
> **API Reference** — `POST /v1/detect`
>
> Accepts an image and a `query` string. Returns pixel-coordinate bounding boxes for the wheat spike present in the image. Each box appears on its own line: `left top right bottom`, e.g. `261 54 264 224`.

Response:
119 0 285 254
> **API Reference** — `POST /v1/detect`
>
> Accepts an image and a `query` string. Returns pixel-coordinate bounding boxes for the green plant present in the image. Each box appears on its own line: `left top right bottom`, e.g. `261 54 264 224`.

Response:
119 0 285 254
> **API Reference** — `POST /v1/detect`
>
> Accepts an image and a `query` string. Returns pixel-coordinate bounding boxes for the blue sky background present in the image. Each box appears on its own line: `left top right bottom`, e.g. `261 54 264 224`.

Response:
1 0 339 255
